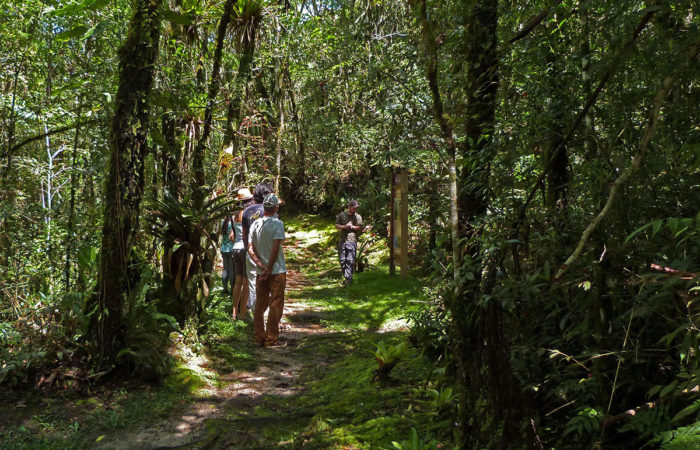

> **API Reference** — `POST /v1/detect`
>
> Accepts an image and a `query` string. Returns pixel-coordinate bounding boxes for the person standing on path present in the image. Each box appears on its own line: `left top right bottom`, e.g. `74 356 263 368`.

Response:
335 199 367 286
241 183 273 311
232 187 254 320
248 193 287 347
220 212 235 295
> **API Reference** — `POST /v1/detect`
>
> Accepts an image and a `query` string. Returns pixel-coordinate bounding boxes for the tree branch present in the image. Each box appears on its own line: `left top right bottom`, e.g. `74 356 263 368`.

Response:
508 0 563 44
555 40 699 279
3 118 101 160
411 0 460 276
516 9 656 227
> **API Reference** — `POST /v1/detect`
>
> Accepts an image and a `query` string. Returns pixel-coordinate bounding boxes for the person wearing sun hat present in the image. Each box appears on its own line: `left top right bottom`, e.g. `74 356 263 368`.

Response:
248 193 287 347
231 187 254 320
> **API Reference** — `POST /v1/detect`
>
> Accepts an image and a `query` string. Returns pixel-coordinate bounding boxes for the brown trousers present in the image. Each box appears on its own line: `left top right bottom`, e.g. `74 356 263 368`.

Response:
254 273 286 346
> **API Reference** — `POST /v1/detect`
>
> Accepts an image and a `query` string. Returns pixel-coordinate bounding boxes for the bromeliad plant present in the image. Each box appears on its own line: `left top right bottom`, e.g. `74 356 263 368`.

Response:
372 340 408 382
147 191 235 324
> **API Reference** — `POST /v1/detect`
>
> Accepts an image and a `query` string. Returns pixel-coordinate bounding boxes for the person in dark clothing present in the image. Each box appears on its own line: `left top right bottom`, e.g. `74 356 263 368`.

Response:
335 199 367 286
220 213 235 295
241 183 273 310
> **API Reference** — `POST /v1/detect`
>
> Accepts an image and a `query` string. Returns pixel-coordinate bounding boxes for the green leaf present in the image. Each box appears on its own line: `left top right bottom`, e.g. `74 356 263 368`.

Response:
56 26 89 41
672 400 700 423
648 385 662 398
86 0 110 11
81 22 106 41
52 3 81 17
660 380 678 398
78 246 98 269
163 9 193 25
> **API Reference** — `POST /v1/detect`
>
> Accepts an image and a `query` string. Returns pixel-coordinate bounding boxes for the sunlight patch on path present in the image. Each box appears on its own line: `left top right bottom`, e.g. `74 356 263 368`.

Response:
97 237 330 449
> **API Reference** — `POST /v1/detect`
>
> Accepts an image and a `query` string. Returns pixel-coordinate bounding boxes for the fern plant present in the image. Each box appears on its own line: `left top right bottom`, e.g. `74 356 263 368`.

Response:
391 427 440 450
116 300 178 379
650 421 700 450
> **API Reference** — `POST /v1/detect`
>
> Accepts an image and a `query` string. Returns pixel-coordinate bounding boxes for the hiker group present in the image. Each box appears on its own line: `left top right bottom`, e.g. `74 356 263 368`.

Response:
220 183 368 348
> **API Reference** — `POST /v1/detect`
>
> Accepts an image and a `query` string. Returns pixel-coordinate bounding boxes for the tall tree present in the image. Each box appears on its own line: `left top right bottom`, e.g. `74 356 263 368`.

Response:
458 0 498 227
91 0 161 369
222 0 263 181
192 0 236 208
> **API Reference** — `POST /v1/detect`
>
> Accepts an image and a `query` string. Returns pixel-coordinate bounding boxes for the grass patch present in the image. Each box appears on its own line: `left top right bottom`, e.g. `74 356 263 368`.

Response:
286 216 427 331
203 302 258 373
277 333 449 448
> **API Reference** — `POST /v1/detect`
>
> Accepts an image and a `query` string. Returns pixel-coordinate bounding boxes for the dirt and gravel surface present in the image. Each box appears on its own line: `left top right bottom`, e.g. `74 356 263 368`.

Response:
96 267 336 449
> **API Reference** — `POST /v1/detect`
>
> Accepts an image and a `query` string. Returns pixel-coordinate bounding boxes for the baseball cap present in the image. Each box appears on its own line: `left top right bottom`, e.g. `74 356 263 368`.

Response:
263 193 280 208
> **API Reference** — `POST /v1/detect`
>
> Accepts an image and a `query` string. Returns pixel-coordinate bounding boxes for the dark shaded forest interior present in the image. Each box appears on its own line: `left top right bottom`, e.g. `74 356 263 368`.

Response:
1 0 699 448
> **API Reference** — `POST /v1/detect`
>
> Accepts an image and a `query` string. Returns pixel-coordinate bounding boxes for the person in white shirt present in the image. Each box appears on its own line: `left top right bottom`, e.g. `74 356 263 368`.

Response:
248 194 287 347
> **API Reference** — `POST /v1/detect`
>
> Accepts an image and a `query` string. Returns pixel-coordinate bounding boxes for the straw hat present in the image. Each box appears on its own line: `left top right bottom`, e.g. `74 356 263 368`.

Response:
236 187 253 201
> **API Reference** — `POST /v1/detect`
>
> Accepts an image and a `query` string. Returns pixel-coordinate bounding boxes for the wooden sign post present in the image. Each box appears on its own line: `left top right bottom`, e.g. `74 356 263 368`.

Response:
390 168 409 277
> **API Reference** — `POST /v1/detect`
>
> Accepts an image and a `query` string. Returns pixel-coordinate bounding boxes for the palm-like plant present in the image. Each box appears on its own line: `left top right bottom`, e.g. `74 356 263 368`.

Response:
230 0 264 48
147 191 235 322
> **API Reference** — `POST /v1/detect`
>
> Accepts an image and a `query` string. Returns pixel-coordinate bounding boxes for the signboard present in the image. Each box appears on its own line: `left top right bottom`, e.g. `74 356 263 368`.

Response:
390 168 409 277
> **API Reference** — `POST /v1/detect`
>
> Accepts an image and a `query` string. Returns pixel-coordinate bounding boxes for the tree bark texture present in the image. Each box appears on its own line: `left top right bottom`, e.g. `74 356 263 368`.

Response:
543 33 569 214
192 0 236 208
459 0 498 225
91 0 161 369
64 101 83 292
222 29 258 178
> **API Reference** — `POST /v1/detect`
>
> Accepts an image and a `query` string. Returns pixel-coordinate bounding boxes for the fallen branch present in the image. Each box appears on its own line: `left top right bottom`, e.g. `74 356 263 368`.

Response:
556 40 700 279
602 386 700 428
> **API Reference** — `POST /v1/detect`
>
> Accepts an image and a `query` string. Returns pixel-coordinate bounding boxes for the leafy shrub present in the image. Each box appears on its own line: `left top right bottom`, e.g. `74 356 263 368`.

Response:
147 191 234 325
116 270 179 379
406 290 450 362
392 428 439 450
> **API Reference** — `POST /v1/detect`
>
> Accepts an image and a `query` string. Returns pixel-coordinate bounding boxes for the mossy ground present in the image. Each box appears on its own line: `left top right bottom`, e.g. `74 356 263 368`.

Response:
0 214 452 449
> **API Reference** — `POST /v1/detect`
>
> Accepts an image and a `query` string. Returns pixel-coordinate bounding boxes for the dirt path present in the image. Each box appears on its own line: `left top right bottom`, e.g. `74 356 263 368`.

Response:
97 267 334 449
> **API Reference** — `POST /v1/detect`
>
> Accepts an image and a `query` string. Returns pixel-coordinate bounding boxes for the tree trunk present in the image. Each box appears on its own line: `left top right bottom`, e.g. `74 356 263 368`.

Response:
90 0 161 370
64 101 83 292
222 31 258 182
458 0 498 226
455 0 530 447
161 112 182 197
191 0 235 208
285 68 306 190
411 0 460 277
544 38 569 215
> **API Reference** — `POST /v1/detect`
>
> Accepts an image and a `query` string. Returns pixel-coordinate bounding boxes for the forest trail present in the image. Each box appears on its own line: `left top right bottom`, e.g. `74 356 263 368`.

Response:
98 245 337 448
96 218 389 449
1 216 428 449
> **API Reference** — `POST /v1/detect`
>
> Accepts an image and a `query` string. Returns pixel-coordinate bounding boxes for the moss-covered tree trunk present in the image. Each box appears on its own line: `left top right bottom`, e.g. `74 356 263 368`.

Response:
222 26 258 179
458 0 498 226
453 0 530 447
191 0 235 209
91 0 161 370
